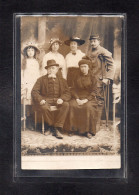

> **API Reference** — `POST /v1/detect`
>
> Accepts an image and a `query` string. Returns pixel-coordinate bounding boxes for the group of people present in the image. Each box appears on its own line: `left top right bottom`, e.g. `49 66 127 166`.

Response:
21 35 115 139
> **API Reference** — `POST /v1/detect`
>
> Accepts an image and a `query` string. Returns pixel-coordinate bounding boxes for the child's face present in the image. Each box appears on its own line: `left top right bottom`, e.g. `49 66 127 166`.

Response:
70 41 78 52
47 66 59 75
27 47 35 58
51 42 60 52
90 39 100 49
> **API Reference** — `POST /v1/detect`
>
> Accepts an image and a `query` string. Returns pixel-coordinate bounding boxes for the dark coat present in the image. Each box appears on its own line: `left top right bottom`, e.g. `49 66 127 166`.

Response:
31 74 71 104
71 71 97 101
87 45 115 83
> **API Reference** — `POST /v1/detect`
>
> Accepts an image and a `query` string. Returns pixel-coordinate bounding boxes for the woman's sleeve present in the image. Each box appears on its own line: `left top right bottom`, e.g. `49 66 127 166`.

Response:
61 56 67 79
87 76 97 101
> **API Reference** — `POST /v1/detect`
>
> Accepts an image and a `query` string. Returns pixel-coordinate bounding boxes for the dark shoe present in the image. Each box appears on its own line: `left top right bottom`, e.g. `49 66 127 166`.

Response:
69 132 74 137
86 132 93 139
55 128 63 139
44 131 51 136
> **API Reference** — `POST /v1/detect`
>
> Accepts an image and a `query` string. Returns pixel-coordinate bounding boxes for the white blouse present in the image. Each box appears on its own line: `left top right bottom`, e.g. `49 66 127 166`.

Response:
42 51 66 79
21 58 40 100
65 49 85 70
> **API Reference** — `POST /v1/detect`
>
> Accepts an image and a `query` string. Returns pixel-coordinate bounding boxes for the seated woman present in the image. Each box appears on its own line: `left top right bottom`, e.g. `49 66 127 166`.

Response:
68 56 98 139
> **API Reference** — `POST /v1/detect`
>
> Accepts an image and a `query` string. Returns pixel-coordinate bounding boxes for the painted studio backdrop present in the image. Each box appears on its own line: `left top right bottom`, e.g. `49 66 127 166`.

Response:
21 15 122 118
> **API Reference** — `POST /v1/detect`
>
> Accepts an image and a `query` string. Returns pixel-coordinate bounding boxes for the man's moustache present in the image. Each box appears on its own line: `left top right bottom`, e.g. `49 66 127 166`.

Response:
48 74 56 78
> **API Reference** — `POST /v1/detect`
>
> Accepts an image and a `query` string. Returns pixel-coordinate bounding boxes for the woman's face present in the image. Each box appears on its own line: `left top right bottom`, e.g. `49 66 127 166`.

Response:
70 41 78 52
27 47 35 58
80 64 89 75
51 42 60 52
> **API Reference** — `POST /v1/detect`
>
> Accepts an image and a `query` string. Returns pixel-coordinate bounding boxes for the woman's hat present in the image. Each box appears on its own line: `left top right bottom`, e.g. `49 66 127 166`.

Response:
78 56 92 67
22 42 40 55
89 34 100 40
49 38 62 50
64 36 85 46
45 59 59 69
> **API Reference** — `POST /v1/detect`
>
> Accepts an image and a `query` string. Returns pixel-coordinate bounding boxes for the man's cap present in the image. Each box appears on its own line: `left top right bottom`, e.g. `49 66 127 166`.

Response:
89 34 100 40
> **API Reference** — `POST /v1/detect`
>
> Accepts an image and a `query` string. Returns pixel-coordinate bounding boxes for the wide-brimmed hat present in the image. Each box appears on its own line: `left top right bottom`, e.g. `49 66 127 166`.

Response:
64 36 85 46
89 34 100 40
22 42 40 55
78 56 92 67
45 59 59 69
49 38 62 50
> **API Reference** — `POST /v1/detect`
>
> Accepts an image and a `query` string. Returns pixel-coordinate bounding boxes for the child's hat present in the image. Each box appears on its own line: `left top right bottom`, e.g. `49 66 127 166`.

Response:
22 41 40 55
89 34 100 40
64 36 85 46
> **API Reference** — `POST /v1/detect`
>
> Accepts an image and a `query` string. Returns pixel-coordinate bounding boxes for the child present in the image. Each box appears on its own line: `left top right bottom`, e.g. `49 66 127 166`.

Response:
87 34 115 129
42 38 66 79
21 42 41 129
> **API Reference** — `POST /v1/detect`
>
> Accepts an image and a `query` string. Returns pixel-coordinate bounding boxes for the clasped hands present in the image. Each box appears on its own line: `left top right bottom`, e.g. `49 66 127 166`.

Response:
76 98 88 106
40 98 63 105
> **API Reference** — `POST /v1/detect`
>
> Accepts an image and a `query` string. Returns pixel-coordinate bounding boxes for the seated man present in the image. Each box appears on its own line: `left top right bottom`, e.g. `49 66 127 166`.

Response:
31 59 71 139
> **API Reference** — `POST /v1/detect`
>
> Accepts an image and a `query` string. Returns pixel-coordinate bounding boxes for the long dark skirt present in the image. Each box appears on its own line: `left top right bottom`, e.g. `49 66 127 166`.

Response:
65 99 98 134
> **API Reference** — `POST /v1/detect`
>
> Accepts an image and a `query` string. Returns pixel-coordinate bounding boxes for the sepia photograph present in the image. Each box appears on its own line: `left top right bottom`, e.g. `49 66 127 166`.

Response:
17 14 124 170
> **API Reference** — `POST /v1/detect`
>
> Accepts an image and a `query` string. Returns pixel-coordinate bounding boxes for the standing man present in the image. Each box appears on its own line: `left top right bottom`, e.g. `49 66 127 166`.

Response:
31 59 71 139
87 34 115 129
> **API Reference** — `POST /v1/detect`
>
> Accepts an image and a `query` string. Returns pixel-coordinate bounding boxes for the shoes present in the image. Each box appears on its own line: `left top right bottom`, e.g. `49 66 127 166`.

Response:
69 133 74 137
54 128 63 139
86 132 93 139
44 131 51 136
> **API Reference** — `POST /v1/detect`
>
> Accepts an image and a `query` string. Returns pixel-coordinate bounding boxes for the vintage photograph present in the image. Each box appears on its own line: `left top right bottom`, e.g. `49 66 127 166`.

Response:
19 14 123 169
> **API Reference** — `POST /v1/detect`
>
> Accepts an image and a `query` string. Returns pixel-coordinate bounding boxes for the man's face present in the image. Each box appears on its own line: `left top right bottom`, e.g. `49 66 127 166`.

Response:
80 64 89 75
90 39 100 49
70 41 78 52
47 66 59 75
27 47 35 58
51 42 60 52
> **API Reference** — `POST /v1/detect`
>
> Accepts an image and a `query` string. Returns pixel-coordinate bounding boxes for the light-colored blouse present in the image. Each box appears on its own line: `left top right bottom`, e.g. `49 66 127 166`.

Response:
65 49 85 69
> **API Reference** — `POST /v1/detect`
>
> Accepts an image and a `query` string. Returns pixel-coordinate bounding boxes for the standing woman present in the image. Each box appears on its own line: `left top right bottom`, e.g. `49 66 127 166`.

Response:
21 42 41 129
68 56 98 139
64 37 85 87
42 38 66 79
